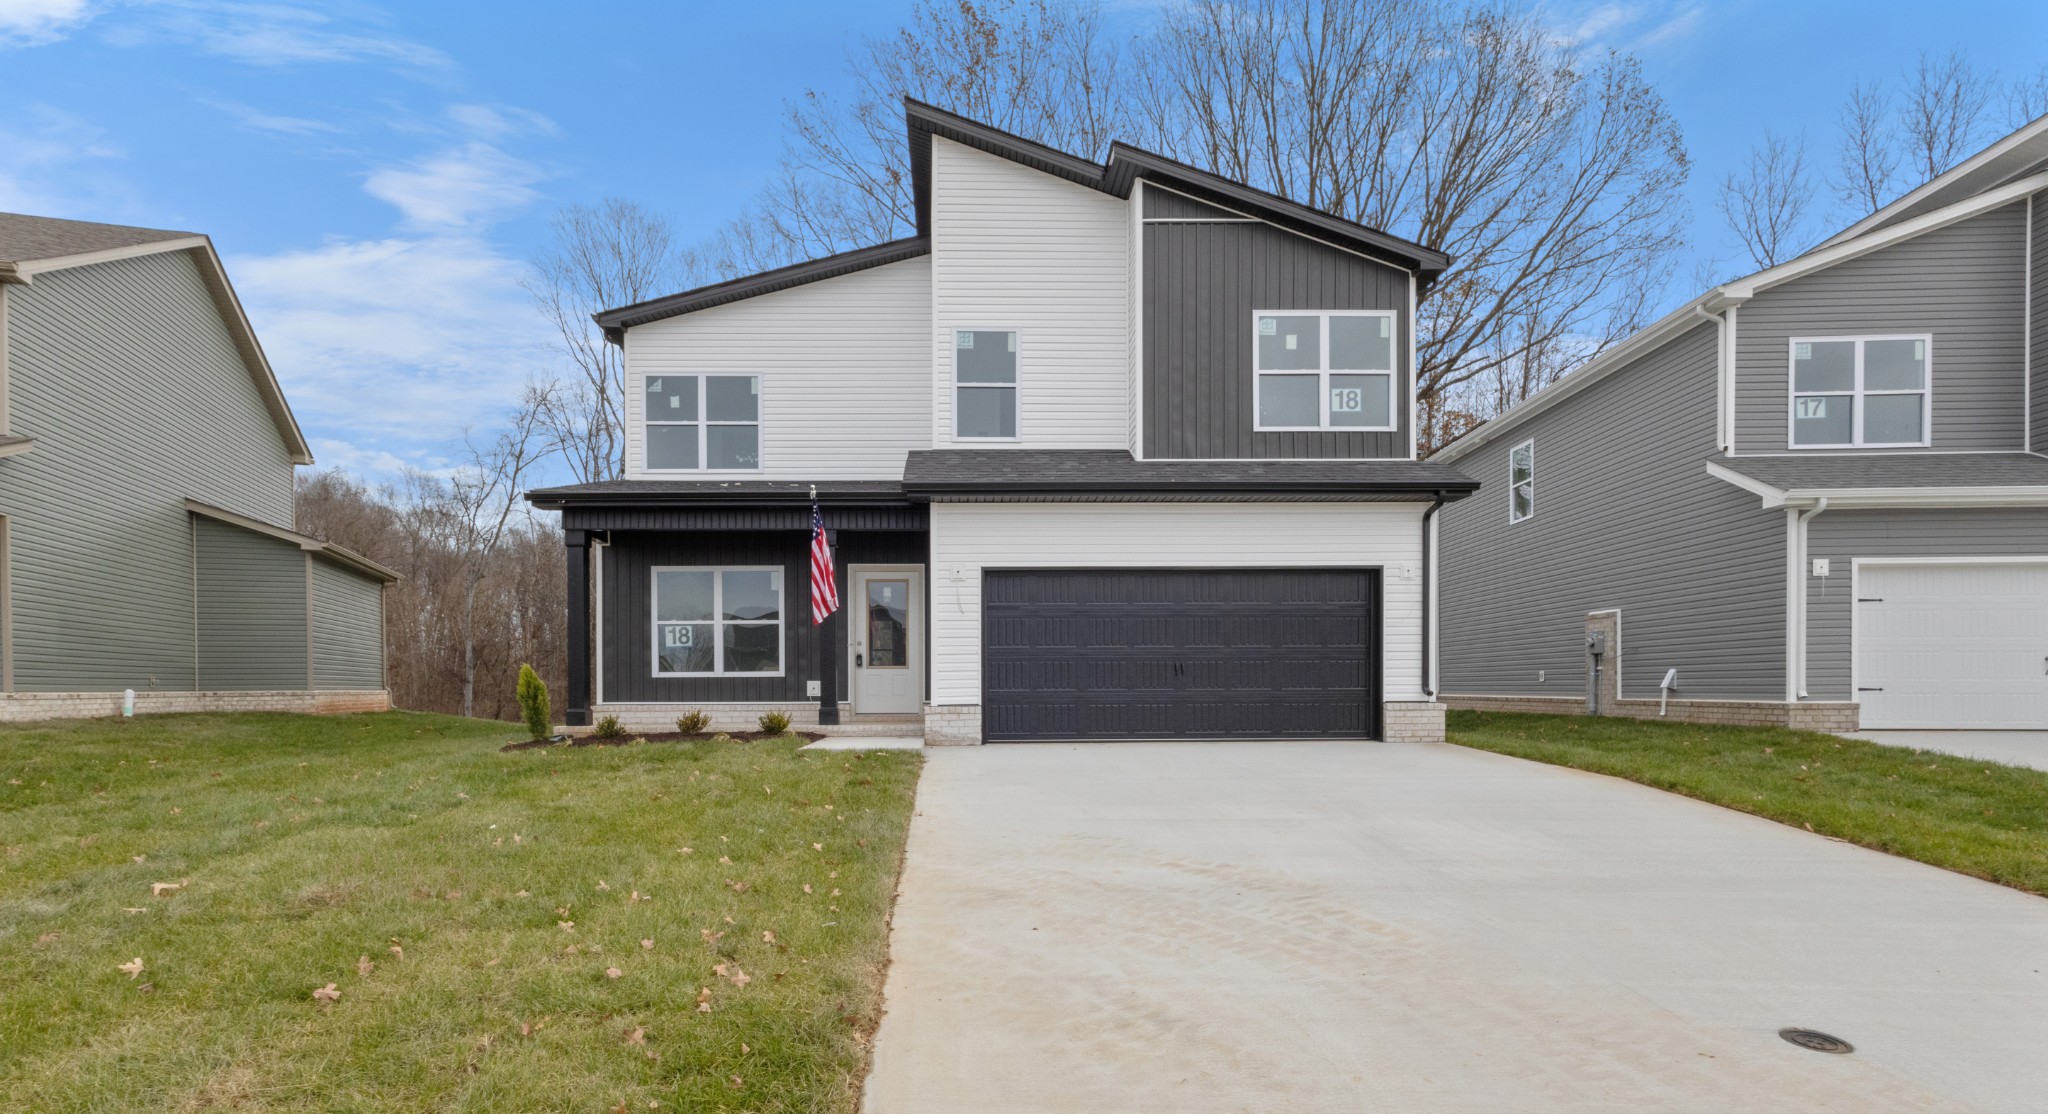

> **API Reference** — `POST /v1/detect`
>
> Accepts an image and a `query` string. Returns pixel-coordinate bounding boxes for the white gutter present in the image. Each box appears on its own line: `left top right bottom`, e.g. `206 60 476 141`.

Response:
1704 463 2048 510
1691 303 1734 453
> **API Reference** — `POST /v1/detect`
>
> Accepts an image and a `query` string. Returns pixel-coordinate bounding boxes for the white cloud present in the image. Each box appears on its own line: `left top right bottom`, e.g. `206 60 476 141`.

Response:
232 233 556 463
1547 1 1710 53
106 0 451 72
0 0 96 46
0 104 136 216
196 94 339 136
445 103 557 141
364 142 544 229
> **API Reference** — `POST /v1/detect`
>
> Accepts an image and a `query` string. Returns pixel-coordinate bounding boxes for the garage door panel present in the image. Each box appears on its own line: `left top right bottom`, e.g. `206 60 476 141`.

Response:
983 569 1378 741
1857 562 2048 729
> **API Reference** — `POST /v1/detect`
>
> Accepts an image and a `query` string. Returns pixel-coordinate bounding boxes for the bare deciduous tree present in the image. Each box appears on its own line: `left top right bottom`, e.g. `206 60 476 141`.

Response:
1718 130 1815 269
2008 65 2048 129
525 200 690 482
1901 50 1993 183
1831 80 1899 214
1830 51 1999 216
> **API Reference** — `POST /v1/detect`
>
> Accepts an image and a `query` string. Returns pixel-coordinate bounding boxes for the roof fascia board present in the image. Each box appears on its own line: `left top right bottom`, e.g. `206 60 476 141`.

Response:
1727 170 2048 299
1701 466 2048 510
8 235 211 279
1818 115 2048 249
0 436 33 459
593 237 929 339
185 499 398 581
1704 461 1790 507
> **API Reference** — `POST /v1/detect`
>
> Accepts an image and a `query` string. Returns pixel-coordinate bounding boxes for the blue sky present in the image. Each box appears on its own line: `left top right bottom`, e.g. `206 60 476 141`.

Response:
1 0 2044 481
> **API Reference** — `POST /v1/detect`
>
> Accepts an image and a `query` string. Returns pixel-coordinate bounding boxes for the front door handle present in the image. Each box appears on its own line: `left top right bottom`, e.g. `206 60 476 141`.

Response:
855 653 864 668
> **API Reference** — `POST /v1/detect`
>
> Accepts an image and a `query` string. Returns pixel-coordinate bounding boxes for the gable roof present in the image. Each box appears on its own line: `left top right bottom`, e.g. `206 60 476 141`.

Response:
1817 112 2048 250
596 101 1451 337
0 211 313 465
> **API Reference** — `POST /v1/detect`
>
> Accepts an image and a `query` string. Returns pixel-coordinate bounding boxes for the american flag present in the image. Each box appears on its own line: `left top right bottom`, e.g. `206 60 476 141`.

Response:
809 496 839 624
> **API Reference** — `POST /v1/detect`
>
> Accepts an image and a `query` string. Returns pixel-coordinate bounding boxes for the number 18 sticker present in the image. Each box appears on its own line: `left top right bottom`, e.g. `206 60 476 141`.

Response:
1331 387 1364 413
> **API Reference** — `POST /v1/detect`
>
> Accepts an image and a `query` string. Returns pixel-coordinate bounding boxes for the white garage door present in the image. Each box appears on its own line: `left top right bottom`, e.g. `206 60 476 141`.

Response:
1857 561 2048 729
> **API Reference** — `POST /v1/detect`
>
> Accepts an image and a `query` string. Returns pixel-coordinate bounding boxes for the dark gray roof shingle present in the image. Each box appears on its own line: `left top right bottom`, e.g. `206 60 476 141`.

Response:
1709 453 2048 490
0 212 197 265
902 449 1477 498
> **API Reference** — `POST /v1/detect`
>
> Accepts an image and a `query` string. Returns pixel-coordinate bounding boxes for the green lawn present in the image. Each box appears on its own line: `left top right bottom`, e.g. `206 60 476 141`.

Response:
1449 710 2048 896
0 712 921 1112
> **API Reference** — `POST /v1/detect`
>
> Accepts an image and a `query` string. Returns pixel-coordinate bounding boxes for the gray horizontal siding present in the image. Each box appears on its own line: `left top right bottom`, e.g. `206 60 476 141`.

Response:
310 557 384 690
0 250 296 692
1439 323 1788 701
599 530 926 704
1805 508 2048 701
1735 201 2027 453
195 517 308 691
1143 219 1411 460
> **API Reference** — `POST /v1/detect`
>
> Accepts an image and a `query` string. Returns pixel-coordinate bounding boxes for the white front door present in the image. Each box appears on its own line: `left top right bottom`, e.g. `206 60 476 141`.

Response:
1857 560 2048 728
851 567 923 715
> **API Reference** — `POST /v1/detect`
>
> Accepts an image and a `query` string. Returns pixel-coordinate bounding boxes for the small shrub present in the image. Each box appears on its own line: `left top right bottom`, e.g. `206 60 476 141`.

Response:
676 709 711 734
757 710 793 734
592 714 626 739
515 664 551 741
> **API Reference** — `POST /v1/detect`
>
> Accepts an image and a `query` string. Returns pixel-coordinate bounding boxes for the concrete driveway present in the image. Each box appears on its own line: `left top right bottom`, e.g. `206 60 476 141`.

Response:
1844 730 2048 773
861 741 2048 1113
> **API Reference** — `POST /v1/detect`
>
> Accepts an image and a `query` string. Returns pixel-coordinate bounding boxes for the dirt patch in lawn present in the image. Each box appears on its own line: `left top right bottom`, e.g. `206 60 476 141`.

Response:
500 729 827 751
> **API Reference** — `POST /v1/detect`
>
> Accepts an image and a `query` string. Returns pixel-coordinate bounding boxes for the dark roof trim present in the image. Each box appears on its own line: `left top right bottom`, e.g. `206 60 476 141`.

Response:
905 98 1450 281
525 480 911 510
592 237 930 341
905 478 1472 500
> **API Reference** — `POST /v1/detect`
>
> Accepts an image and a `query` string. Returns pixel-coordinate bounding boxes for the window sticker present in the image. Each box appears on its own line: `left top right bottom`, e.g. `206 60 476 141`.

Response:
1377 318 1389 337
662 626 693 648
1331 386 1364 413
1914 340 1925 359
1795 342 1812 360
1006 333 1016 352
650 377 663 391
1259 318 1277 335
669 394 681 409
1795 397 1829 419
1285 334 1298 350
957 331 974 349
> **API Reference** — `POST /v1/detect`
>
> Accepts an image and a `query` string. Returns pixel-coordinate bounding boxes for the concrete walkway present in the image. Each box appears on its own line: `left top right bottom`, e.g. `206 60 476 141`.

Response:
1844 730 2048 773
862 741 2048 1113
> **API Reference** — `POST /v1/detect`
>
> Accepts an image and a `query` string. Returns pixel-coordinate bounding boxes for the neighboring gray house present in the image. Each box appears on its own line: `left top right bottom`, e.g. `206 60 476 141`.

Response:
529 101 1477 745
0 212 395 720
1434 115 2048 732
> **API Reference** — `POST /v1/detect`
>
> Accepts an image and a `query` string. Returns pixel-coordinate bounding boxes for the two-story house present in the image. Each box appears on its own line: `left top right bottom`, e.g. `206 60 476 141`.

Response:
526 101 1477 745
1434 113 2048 732
0 212 394 720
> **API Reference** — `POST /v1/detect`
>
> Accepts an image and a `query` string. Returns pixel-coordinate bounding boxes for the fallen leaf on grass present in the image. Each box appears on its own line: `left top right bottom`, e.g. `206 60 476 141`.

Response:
117 957 144 979
122 907 148 914
312 983 341 1003
761 930 775 944
34 933 58 947
605 966 623 979
726 880 747 893
630 890 649 904
389 943 404 960
131 855 146 863
677 847 693 855
718 856 732 865
559 921 576 932
741 1042 750 1055
802 884 812 895
729 1075 743 1089
812 843 823 851
596 880 610 892
623 1025 646 1045
357 955 374 977
641 939 655 951
696 987 713 1013
701 930 724 945
137 982 153 994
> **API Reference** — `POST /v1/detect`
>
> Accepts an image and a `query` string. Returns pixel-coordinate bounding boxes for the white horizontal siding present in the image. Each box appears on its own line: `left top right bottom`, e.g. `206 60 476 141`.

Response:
929 501 1427 705
622 256 932 480
930 138 1130 449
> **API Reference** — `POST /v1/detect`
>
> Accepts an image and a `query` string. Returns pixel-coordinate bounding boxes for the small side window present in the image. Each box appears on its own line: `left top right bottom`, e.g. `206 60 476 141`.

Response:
955 330 1018 439
1508 440 1534 523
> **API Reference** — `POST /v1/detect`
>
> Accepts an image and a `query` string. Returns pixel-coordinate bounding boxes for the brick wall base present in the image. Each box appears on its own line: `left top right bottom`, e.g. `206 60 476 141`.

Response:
1381 701 1446 743
923 703 983 746
591 702 848 734
0 690 391 723
1441 693 1859 733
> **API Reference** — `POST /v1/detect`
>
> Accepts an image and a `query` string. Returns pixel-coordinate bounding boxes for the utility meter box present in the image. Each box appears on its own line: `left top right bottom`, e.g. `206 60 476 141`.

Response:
1586 631 1607 656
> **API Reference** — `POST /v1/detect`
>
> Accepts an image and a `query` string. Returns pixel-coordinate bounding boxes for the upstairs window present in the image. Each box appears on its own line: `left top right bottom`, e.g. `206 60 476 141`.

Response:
1509 440 1534 523
652 567 783 676
1254 311 1398 432
1789 336 1930 448
955 330 1018 439
645 374 760 470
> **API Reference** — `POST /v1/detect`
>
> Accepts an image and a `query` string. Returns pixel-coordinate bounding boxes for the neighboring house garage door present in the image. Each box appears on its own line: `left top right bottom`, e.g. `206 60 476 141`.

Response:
1856 561 2048 729
982 569 1378 742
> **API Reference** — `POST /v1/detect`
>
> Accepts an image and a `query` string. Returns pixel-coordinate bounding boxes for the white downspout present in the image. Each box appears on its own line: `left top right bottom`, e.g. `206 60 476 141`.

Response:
1793 498 1828 699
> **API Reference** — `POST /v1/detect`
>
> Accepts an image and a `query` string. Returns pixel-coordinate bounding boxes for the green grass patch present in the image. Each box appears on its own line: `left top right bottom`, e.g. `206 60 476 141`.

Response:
1449 710 2048 896
0 711 921 1112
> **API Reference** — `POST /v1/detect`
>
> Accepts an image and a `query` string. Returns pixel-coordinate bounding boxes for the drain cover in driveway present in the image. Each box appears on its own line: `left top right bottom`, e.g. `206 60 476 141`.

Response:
1779 1028 1854 1053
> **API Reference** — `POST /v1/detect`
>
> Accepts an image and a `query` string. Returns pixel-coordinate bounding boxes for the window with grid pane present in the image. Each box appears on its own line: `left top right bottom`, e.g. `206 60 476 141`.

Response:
1789 336 1929 448
651 567 782 676
1254 311 1397 431
645 374 760 470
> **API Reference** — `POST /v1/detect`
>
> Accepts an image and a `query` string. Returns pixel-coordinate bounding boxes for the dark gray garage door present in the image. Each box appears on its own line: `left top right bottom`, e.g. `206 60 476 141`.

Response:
982 569 1378 742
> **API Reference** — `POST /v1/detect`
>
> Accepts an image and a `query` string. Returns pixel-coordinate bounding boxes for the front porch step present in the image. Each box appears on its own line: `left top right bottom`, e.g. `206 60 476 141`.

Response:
821 715 926 737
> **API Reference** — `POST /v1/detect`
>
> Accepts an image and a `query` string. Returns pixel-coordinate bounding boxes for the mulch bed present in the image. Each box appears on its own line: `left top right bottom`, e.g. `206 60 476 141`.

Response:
501 729 826 752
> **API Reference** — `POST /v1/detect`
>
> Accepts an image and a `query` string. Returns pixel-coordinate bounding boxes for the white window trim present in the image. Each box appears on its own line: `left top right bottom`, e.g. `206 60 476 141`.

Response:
1785 334 1934 450
1251 309 1400 433
952 327 1021 442
1508 438 1535 524
650 565 785 678
641 372 763 472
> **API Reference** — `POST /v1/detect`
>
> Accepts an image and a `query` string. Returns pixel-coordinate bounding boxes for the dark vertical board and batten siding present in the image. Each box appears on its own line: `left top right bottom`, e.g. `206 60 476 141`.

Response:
310 558 386 690
0 252 298 692
599 530 927 705
1143 219 1411 459
1735 202 2028 453
194 517 307 690
1804 508 2048 701
1438 324 1788 701
1141 189 1251 221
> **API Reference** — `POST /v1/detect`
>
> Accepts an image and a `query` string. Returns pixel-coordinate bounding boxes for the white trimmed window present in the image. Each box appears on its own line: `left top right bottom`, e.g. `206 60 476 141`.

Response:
1508 440 1534 523
1254 310 1397 431
651 567 783 676
1788 335 1931 448
954 329 1018 439
644 374 761 470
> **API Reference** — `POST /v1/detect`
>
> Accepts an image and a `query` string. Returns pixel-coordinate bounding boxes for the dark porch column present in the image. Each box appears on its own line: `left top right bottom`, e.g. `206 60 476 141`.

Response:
564 528 592 726
816 528 842 726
